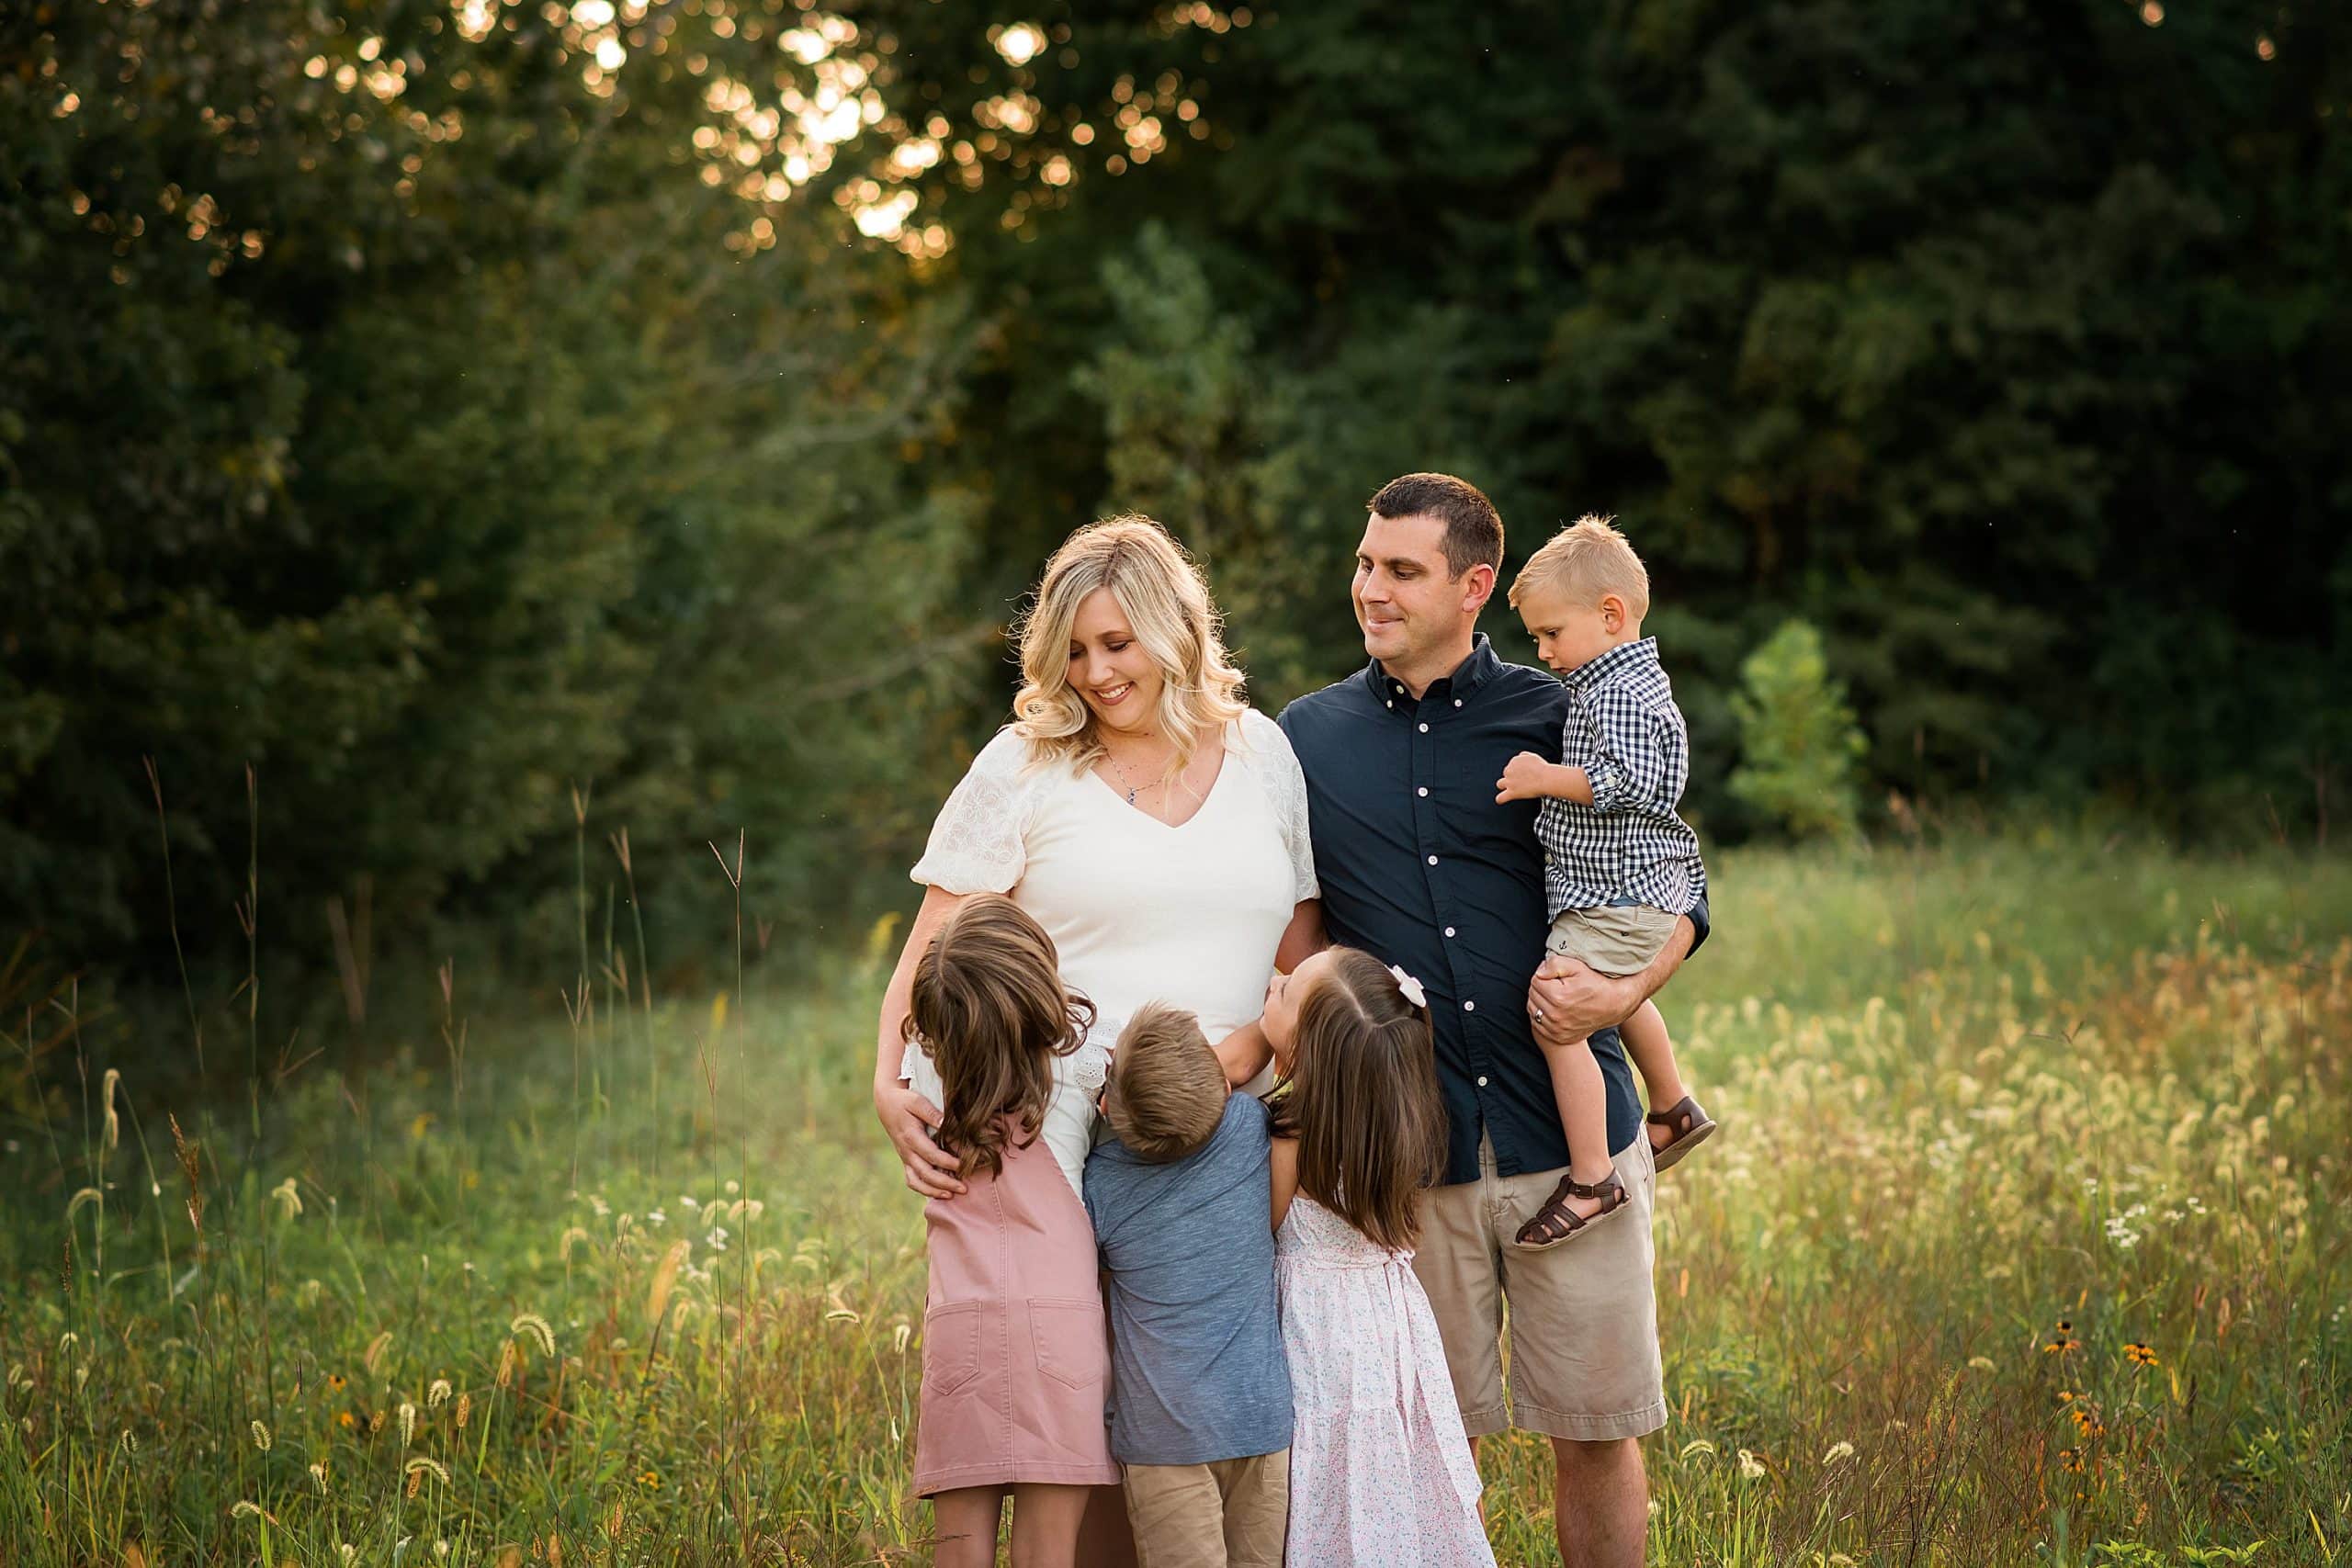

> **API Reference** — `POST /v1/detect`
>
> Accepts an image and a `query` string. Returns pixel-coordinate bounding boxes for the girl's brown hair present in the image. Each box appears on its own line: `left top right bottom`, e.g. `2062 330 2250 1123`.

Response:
902 895 1093 1179
1269 947 1447 1251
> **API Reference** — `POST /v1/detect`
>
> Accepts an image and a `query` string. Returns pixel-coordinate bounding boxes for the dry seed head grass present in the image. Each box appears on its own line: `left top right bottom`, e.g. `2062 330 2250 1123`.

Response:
510 1313 556 1359
644 1240 690 1333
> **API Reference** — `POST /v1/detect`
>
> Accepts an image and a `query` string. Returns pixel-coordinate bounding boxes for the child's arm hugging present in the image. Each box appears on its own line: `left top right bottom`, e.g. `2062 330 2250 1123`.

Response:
1498 705 1688 814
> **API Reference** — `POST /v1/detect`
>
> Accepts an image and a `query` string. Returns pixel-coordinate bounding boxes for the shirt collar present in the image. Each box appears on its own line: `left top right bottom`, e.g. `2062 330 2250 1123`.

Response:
1363 634 1502 707
1561 636 1659 692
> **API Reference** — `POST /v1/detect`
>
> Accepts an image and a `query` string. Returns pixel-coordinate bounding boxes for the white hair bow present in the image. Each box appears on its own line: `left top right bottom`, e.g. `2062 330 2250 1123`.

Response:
1387 964 1427 1010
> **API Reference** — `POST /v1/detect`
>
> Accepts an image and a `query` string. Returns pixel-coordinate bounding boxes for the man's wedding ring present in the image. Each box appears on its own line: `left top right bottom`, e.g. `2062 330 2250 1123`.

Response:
1532 1008 1545 1022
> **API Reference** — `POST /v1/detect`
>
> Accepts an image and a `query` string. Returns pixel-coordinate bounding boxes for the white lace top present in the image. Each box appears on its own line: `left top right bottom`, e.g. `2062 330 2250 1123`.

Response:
903 708 1318 1195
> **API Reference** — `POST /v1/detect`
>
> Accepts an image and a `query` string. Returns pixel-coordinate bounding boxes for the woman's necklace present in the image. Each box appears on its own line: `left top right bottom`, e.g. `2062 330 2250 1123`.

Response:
1103 735 1174 807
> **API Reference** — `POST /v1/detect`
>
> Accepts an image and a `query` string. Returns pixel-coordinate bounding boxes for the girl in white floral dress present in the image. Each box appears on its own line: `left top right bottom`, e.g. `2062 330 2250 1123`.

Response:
1261 946 1496 1568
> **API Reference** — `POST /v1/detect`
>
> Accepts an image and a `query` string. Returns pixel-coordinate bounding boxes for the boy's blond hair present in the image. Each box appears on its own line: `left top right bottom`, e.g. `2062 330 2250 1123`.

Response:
1507 513 1651 619
1106 1003 1227 1163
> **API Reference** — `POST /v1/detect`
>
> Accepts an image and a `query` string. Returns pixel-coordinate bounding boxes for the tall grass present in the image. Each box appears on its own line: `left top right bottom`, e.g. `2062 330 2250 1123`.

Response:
2 831 2346 1565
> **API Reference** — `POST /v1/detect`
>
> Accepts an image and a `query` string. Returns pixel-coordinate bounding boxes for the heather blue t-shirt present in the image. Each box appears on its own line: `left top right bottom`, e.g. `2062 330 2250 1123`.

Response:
1084 1092 1292 1466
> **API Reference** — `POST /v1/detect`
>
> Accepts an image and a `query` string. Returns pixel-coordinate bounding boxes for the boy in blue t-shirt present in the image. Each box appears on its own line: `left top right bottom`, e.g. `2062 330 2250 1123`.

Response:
1085 1003 1292 1566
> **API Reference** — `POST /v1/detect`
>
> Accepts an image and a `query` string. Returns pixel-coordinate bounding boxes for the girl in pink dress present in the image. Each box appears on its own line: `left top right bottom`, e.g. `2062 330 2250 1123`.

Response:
1261 946 1497 1568
904 895 1120 1567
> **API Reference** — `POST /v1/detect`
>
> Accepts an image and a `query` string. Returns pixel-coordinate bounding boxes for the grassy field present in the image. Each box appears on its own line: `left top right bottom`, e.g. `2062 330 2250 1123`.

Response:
4 834 2349 1565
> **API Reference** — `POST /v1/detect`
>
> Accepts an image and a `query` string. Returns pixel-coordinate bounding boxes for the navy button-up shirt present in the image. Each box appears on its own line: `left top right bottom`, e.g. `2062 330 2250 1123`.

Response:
1280 635 1713 1187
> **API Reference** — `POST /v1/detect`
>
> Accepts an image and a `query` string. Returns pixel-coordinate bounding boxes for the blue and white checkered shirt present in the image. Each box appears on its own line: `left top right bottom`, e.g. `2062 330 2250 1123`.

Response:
1535 637 1706 921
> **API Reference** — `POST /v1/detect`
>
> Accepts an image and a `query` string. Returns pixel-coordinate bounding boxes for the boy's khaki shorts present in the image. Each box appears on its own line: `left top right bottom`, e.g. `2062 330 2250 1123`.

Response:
1411 1133 1666 1442
1544 901 1683 978
1122 1448 1289 1568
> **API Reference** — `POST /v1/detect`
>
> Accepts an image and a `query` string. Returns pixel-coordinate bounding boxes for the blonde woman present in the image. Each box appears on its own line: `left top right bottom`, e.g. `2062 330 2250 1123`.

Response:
876 513 1323 1194
875 514 1323 1562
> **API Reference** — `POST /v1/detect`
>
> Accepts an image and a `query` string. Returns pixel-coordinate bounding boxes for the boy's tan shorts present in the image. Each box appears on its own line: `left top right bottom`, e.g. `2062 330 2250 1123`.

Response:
1122 1449 1289 1568
1544 902 1682 978
1411 1133 1666 1442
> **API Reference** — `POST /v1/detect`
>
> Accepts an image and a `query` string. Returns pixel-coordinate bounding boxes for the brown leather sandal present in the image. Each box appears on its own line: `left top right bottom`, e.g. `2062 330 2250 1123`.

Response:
1513 1169 1629 1250
1645 1095 1718 1172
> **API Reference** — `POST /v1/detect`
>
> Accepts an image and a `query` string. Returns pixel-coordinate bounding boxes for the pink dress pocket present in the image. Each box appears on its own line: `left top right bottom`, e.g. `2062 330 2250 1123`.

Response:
1028 1298 1108 1393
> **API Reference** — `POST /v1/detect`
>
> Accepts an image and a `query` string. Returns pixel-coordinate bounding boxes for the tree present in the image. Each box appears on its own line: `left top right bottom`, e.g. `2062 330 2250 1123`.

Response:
1729 621 1867 841
0 0 981 999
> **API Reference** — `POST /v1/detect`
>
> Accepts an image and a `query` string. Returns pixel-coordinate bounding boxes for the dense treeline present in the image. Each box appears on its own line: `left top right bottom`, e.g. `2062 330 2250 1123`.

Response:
3 0 2346 1009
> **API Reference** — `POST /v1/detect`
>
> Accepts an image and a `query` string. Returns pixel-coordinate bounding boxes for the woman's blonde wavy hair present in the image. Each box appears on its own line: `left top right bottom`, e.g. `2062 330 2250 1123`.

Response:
1011 514 1248 781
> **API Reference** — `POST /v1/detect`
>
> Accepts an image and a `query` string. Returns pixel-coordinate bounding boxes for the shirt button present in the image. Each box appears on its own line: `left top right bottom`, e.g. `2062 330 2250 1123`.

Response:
1476 1076 1488 1088
1385 700 1393 709
1418 722 1429 733
1426 855 1438 866
1444 926 1456 938
1453 699 1464 707
1463 999 1476 1012
1417 786 1429 797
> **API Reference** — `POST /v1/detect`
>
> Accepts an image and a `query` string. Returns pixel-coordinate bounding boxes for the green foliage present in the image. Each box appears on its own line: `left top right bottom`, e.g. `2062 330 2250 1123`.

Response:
8 0 2352 1005
868 0 2352 830
0 0 982 987
1729 620 1868 840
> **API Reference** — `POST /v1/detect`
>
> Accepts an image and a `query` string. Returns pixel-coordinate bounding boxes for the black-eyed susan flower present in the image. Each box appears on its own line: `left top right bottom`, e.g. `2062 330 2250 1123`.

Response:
336 1411 356 1429
638 1470 662 1491
2057 1448 2085 1473
2124 1342 2159 1368
327 1373 347 1393
2042 1335 2080 1355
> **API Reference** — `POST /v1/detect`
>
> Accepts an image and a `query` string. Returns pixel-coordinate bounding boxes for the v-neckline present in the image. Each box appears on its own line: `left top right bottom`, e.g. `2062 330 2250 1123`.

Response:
1090 732 1232 830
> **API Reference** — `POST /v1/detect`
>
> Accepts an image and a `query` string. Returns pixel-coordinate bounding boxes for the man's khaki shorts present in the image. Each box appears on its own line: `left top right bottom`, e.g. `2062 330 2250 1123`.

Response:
1544 901 1682 978
1122 1448 1289 1568
1411 1132 1666 1442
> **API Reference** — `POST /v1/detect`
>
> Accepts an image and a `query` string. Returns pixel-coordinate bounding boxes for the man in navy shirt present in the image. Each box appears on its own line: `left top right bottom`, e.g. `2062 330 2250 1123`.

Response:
1279 473 1709 1568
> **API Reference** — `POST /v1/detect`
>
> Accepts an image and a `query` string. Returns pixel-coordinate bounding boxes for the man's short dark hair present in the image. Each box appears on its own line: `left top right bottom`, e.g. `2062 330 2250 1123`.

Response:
1367 473 1504 581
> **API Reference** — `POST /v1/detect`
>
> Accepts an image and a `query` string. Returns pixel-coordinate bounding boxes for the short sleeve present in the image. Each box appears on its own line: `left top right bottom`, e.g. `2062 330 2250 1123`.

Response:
1237 709 1319 904
909 728 1036 895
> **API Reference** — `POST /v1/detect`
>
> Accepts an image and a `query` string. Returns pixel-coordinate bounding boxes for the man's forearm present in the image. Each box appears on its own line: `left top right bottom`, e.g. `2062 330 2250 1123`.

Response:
1625 914 1696 1008
1274 898 1328 974
1531 913 1697 1044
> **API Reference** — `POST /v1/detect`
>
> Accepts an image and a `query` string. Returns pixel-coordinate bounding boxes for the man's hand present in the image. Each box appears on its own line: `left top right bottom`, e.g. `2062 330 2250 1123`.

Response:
1495 750 1560 805
1526 955 1644 1047
875 1079 965 1198
1527 914 1694 1047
